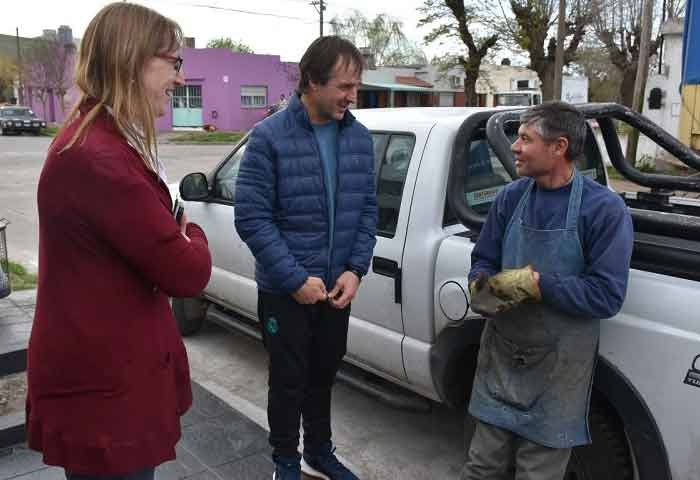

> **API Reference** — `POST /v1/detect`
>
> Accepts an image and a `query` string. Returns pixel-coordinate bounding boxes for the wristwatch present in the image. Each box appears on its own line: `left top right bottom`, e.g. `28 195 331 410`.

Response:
346 266 363 282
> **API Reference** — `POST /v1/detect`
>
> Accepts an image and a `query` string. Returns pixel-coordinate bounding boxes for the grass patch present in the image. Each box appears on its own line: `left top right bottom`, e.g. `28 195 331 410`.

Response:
5 261 37 291
606 166 624 180
169 131 245 144
40 126 60 137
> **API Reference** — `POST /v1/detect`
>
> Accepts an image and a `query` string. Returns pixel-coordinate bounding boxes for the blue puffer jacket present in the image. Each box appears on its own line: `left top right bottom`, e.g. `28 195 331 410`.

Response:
234 94 378 294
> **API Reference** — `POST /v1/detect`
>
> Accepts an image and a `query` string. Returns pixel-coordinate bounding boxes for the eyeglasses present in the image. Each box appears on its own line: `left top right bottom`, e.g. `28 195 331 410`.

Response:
155 53 183 73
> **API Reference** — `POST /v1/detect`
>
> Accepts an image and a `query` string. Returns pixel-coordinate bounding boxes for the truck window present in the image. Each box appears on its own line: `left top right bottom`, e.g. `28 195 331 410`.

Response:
371 133 389 180
375 134 415 237
212 143 247 202
444 128 606 226
463 139 511 215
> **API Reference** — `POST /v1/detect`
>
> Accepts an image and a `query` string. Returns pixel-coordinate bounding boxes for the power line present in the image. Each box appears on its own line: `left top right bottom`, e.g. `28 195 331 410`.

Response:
189 3 316 23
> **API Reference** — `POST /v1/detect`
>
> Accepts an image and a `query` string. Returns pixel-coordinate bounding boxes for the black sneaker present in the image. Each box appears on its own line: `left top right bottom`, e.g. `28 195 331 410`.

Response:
273 454 301 480
301 445 359 480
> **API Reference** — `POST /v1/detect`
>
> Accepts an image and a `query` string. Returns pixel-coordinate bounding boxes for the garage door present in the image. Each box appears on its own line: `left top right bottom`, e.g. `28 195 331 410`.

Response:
172 85 203 127
439 93 454 107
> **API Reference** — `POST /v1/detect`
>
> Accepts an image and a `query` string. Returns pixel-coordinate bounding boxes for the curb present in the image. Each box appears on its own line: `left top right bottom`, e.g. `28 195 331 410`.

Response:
0 412 25 448
0 347 27 377
0 291 33 449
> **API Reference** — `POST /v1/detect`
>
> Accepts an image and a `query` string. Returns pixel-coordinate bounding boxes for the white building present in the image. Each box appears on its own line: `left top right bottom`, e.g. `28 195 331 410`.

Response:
638 19 685 166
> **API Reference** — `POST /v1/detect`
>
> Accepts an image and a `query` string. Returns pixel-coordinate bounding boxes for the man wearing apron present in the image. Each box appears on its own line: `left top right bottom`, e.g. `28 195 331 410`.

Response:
463 101 634 480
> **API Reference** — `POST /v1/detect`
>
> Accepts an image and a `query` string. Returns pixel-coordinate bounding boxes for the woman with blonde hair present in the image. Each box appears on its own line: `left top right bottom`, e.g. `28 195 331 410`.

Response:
26 3 212 479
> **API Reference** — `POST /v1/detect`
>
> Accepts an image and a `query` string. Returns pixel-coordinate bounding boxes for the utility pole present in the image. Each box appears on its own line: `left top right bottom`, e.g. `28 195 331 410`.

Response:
553 0 566 101
311 0 325 37
626 0 655 165
15 27 23 105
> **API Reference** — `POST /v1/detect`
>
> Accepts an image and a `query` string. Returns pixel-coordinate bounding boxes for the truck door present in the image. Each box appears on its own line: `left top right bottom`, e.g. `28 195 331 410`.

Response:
346 127 431 381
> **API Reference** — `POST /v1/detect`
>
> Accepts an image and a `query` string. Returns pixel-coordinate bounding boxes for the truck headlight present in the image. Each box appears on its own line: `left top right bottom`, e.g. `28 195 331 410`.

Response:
41 122 46 127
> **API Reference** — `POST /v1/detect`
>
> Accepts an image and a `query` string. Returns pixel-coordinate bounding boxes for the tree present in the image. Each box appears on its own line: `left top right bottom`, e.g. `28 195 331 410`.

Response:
476 0 592 100
572 42 624 102
206 37 254 54
23 37 75 116
418 0 499 106
591 0 663 106
0 55 17 104
510 0 591 100
330 11 428 66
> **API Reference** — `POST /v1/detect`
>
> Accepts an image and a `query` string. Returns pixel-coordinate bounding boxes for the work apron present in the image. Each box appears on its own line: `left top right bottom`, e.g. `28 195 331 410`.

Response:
469 171 598 448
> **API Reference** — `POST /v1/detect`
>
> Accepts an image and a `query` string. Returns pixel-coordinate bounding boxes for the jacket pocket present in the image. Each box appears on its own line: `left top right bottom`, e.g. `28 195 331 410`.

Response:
484 327 557 411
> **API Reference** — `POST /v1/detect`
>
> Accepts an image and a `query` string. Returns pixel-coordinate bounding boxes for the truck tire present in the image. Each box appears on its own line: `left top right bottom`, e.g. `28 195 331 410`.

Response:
172 297 208 336
565 399 633 480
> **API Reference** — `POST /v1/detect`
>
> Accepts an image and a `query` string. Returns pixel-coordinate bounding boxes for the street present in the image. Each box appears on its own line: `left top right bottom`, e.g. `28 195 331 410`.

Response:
0 135 468 479
0 135 231 271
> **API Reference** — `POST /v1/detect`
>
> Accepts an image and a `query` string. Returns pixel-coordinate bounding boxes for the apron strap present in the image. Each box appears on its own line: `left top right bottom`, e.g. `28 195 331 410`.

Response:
504 178 535 239
565 170 583 231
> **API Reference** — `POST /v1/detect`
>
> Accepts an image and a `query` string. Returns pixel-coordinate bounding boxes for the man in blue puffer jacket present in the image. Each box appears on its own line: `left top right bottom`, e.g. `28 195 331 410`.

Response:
234 36 377 480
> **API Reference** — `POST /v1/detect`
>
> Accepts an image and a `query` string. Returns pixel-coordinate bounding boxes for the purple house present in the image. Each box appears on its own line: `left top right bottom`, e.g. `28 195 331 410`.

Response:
19 45 298 132
157 48 299 132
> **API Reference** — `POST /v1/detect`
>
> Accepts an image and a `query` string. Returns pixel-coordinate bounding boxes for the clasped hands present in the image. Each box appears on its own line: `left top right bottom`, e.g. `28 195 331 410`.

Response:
292 272 359 309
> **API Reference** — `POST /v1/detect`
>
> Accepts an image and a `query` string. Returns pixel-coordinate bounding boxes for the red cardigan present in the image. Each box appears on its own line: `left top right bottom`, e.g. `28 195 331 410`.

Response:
27 106 212 475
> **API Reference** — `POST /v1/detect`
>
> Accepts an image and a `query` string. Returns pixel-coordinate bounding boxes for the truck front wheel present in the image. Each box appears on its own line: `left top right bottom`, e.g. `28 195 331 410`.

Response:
565 398 633 480
172 297 208 336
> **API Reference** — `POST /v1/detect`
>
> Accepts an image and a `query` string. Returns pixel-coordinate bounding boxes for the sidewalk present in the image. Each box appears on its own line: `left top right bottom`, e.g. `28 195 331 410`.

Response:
0 291 273 480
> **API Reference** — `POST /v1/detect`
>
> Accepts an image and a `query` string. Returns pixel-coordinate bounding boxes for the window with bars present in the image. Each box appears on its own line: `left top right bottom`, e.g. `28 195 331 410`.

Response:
241 86 267 108
172 85 202 108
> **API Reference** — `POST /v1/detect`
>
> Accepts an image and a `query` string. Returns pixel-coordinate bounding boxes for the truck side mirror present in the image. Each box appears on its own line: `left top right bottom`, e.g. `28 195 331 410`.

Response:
180 173 210 201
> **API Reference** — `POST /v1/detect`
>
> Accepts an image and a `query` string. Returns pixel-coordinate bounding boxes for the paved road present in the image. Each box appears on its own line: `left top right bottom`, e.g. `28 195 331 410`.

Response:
0 135 232 271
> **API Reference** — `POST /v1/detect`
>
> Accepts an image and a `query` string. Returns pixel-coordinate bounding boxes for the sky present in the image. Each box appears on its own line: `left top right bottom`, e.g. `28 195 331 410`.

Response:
0 0 451 63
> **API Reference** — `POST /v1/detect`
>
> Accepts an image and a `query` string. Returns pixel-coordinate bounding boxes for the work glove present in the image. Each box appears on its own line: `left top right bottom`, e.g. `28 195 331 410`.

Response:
489 265 542 303
469 266 541 317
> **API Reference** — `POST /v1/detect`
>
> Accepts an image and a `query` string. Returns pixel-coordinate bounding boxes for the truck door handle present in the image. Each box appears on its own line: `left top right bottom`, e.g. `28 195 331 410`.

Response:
372 257 402 304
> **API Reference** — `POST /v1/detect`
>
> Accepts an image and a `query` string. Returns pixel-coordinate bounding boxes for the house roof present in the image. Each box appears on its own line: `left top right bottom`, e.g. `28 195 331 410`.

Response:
395 76 433 88
361 81 435 92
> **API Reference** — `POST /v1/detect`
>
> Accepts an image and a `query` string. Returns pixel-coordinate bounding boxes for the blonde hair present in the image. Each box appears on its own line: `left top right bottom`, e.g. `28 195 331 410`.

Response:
60 2 182 171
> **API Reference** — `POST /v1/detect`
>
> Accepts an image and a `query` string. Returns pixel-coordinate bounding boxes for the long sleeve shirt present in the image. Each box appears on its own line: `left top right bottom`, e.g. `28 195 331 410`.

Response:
469 176 634 319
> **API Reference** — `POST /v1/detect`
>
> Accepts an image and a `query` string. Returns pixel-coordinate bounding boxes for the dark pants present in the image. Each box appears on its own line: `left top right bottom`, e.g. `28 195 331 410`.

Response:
65 468 155 480
258 291 350 459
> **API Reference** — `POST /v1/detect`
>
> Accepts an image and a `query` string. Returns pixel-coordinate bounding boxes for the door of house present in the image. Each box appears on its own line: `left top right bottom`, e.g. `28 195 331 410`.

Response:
172 85 203 127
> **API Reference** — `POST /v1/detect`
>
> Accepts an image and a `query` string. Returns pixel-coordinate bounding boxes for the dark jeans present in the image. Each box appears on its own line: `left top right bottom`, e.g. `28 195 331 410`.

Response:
258 291 350 458
65 467 155 480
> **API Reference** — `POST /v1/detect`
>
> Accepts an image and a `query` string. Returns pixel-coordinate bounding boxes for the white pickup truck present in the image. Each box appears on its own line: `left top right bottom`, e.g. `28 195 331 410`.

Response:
172 103 700 480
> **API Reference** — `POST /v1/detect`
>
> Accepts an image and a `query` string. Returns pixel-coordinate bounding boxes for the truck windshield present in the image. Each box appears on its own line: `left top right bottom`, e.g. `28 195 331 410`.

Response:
1 108 35 117
494 94 532 107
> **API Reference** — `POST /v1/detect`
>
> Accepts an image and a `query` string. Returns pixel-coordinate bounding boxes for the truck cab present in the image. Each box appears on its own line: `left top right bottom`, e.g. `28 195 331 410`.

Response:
173 104 700 480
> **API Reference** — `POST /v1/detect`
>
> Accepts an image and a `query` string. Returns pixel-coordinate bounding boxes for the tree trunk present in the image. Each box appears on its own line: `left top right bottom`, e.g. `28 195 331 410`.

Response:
463 71 479 106
536 61 557 101
553 0 566 100
619 66 637 107
626 0 654 166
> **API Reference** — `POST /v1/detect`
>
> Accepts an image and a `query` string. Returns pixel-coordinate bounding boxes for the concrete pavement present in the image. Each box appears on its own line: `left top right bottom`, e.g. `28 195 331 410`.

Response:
0 290 276 480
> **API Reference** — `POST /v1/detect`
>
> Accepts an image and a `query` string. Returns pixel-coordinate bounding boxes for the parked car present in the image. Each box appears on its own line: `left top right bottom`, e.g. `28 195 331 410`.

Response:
171 104 700 480
0 106 47 135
